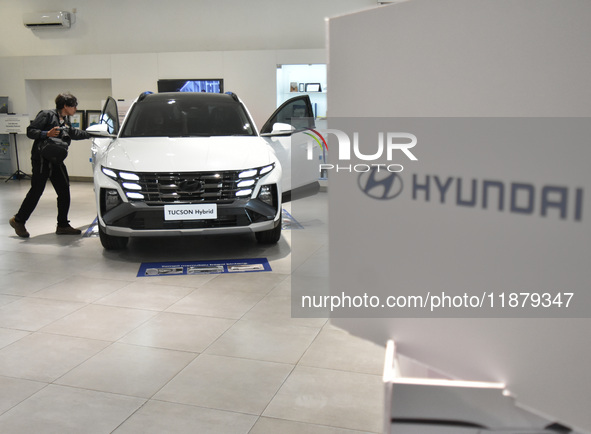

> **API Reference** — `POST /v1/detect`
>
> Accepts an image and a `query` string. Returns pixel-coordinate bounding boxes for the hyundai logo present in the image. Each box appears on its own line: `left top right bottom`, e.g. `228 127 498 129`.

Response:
358 168 403 200
179 180 205 192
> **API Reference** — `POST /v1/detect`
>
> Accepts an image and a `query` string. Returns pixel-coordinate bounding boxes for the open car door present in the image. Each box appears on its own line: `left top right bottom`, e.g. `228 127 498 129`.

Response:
87 96 120 169
100 96 120 136
260 95 324 202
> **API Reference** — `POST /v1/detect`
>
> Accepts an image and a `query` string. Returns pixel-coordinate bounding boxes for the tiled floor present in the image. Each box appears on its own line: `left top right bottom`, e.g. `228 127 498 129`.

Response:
0 180 385 434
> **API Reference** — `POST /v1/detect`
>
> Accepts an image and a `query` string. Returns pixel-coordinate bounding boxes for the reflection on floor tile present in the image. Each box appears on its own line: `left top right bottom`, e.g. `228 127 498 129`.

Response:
0 328 29 350
0 377 46 415
56 343 196 398
0 332 109 382
0 298 85 331
299 327 385 375
112 400 257 434
31 275 129 303
0 385 145 434
40 304 157 341
205 319 320 364
263 366 383 433
250 417 375 434
0 182 385 433
119 312 235 352
0 270 69 296
155 354 293 414
95 281 194 311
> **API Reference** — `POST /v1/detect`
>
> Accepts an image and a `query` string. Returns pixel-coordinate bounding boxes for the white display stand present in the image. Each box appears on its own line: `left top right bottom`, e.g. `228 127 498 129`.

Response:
326 1 591 432
383 341 573 433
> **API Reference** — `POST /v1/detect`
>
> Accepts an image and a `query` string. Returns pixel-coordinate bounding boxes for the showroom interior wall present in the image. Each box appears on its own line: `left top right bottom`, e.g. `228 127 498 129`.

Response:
1 50 327 178
0 0 376 178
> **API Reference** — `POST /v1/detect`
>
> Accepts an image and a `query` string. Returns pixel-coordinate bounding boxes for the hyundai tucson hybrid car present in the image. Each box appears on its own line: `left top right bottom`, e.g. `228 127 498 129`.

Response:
87 91 320 250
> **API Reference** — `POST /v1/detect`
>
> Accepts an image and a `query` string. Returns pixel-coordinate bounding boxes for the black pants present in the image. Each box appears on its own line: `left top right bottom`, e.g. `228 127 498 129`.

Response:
15 158 71 227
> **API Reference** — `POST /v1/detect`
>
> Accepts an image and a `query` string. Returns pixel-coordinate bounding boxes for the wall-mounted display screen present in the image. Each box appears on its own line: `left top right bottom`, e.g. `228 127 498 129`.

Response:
157 79 223 94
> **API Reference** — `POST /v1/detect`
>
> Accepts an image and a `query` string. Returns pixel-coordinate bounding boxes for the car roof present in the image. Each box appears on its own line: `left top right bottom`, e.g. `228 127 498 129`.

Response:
138 92 238 104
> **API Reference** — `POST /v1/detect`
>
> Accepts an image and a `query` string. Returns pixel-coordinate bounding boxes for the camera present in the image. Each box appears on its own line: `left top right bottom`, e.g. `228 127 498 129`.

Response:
59 125 71 144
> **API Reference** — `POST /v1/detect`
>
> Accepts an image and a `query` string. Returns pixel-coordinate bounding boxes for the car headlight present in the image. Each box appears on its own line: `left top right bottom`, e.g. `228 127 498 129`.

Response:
101 167 145 200
238 164 274 179
259 164 274 176
238 169 257 179
125 192 145 200
102 166 140 181
122 182 141 190
120 172 140 181
237 179 256 188
235 164 275 199
102 167 117 178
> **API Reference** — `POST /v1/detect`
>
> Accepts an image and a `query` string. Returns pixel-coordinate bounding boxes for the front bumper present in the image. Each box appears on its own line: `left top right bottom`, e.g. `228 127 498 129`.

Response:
101 197 279 238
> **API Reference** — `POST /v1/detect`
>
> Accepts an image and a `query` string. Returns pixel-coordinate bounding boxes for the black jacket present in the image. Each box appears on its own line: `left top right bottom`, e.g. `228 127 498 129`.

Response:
26 109 91 161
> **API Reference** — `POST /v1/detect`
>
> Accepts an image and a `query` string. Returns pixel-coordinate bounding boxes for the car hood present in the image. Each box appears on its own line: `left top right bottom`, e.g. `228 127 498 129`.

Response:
101 136 277 172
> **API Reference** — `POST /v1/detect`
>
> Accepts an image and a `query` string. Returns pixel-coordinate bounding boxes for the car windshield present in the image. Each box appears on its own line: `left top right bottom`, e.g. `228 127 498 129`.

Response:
119 94 256 138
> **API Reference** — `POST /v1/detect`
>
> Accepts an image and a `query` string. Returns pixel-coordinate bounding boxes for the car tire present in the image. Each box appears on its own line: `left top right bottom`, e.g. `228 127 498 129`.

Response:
255 216 282 244
98 222 129 250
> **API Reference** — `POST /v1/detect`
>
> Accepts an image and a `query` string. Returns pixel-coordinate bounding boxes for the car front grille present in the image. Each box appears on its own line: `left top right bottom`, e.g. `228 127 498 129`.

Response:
133 171 243 204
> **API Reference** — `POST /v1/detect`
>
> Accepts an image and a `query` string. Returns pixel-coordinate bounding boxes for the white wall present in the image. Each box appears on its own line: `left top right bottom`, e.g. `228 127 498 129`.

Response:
277 64 327 118
0 0 376 57
0 0 377 177
328 0 591 117
0 48 326 178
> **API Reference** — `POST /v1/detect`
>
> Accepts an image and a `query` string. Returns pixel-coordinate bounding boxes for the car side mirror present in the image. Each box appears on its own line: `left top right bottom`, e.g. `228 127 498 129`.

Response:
261 122 296 137
86 123 116 138
272 122 295 134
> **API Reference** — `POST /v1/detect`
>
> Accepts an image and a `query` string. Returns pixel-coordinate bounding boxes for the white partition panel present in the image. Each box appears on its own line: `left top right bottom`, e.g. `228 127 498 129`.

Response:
327 1 591 432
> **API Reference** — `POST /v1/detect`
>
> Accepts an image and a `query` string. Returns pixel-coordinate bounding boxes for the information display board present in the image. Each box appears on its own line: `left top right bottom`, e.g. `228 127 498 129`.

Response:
0 114 29 134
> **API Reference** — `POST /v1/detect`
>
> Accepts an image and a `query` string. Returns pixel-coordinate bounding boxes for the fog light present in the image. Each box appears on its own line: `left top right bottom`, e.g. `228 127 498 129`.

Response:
257 185 274 206
104 189 121 212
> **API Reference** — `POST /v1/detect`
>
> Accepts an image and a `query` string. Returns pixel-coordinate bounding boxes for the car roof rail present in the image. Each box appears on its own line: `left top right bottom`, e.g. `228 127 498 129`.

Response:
225 91 239 102
138 91 154 102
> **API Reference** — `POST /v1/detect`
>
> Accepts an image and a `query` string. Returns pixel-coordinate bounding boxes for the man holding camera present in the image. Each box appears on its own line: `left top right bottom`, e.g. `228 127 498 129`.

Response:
9 92 91 238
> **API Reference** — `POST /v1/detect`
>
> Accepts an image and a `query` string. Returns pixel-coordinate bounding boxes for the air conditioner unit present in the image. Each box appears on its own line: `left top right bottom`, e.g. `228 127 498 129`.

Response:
23 11 72 29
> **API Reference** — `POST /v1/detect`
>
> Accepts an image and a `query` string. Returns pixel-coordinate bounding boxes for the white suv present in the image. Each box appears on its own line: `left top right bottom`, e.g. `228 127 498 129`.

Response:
88 91 320 250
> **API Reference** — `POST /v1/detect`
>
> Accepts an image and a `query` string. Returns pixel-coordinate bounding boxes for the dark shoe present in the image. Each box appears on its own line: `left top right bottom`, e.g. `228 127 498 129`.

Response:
9 217 30 238
56 224 81 235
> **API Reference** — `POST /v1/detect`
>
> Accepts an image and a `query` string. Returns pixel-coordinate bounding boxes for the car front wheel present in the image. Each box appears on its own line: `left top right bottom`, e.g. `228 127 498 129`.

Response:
255 217 282 244
98 221 129 250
